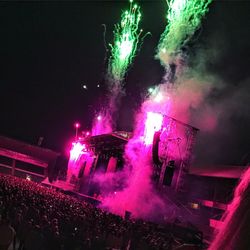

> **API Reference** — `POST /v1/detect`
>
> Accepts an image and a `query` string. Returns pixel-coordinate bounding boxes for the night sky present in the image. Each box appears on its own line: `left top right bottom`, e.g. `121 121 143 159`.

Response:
0 1 249 165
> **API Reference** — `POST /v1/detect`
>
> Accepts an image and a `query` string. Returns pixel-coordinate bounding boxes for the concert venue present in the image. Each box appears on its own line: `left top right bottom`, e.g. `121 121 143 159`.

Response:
0 0 250 249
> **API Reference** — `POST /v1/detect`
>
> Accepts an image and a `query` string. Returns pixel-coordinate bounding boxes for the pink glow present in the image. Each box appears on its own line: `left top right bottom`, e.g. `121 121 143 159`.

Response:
144 112 163 145
74 122 80 128
70 142 85 161
154 92 163 103
67 141 94 183
91 112 112 136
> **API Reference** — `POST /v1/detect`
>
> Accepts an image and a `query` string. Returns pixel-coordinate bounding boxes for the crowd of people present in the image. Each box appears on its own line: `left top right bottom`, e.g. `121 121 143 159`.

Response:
3 166 250 250
0 173 178 250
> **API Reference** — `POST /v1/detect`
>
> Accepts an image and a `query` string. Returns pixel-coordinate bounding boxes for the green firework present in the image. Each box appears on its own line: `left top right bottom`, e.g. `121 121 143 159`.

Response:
157 0 212 66
108 0 142 82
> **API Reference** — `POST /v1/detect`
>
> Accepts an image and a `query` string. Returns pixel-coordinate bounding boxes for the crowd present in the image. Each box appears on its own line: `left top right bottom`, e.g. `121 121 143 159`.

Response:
0 173 178 250
2 164 249 250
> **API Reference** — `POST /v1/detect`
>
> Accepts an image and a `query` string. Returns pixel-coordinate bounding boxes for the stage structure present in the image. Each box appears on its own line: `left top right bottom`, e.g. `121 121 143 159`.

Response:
67 131 132 194
152 115 199 193
67 116 198 198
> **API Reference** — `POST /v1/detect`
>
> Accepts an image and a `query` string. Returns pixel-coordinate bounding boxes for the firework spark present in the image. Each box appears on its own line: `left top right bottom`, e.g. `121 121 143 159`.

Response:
157 0 212 67
108 0 142 82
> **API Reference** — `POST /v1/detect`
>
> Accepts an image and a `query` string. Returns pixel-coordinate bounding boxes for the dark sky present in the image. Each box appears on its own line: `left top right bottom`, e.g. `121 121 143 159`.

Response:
0 1 249 165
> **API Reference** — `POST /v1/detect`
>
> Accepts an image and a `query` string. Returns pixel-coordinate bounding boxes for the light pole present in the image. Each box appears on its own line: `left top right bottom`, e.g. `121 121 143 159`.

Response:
74 122 80 140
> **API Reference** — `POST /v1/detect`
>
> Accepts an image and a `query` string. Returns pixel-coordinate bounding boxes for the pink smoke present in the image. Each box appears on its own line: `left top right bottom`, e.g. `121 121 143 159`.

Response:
100 137 168 219
91 81 124 136
91 113 112 136
99 108 171 219
99 63 218 220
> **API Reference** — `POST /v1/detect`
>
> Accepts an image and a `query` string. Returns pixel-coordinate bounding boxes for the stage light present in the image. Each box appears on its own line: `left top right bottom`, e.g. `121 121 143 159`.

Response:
74 122 80 128
148 87 154 93
189 202 200 209
97 84 100 88
97 115 102 121
26 175 31 181
70 142 85 161
82 84 87 89
144 112 163 145
154 93 163 103
74 122 80 139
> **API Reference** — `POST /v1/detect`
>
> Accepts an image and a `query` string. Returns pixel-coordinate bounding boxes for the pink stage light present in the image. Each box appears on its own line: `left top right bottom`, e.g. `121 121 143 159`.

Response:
70 142 85 161
97 115 102 121
144 112 163 145
74 122 80 128
154 92 163 103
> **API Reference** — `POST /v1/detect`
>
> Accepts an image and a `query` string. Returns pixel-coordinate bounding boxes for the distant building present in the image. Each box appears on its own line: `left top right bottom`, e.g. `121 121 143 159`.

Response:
185 165 247 234
0 135 60 182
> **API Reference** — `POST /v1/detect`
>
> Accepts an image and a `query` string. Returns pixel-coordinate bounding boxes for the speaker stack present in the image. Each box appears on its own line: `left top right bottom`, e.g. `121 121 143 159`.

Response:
152 131 161 165
163 160 175 186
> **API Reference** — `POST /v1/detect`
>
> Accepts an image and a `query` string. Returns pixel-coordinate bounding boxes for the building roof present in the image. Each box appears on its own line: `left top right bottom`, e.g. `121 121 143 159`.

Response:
189 165 248 179
0 135 60 163
84 132 130 153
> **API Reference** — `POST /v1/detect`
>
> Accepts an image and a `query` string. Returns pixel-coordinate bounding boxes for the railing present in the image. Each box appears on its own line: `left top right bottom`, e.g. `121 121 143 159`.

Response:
0 153 47 179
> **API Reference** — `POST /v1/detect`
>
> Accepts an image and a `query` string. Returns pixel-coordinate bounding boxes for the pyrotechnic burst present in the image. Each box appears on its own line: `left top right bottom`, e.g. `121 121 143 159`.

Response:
157 0 212 67
108 0 142 82
91 0 143 135
144 112 163 145
98 0 215 221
